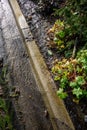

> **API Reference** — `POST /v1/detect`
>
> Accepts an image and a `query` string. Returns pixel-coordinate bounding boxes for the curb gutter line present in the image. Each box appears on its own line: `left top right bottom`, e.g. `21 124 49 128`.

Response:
8 0 75 130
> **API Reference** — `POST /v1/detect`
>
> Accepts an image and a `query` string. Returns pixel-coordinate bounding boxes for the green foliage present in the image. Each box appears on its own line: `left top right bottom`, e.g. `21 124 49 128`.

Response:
50 0 87 57
75 76 85 86
52 50 87 100
50 0 87 101
1 66 7 79
0 66 14 130
0 98 7 112
0 98 13 130
0 66 8 85
57 88 68 99
77 50 87 74
60 76 68 88
48 19 75 56
70 76 86 88
72 88 83 99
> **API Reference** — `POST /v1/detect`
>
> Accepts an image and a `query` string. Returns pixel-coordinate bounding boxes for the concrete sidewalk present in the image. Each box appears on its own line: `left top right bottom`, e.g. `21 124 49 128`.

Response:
0 0 53 130
0 0 75 130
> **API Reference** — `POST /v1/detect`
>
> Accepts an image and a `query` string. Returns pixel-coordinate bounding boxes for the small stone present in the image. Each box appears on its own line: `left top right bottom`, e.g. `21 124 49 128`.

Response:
15 88 20 95
44 110 49 118
84 115 87 122
48 50 53 56
29 95 32 98
28 16 32 20
46 37 50 41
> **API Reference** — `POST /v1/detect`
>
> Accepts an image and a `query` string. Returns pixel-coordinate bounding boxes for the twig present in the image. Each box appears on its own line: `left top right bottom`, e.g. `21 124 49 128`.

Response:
72 37 78 58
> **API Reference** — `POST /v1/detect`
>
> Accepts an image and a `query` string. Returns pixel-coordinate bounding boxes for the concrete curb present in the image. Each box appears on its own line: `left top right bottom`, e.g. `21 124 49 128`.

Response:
9 0 75 130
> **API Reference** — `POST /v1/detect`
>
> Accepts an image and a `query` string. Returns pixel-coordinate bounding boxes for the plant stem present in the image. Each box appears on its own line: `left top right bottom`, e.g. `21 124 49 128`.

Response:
72 37 78 58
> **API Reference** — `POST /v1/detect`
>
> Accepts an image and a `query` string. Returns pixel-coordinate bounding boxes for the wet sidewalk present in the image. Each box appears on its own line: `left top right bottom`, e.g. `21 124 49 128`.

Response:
0 0 53 129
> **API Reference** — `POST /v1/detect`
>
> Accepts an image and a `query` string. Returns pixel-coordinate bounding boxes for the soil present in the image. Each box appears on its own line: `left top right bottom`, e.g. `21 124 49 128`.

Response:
17 0 87 130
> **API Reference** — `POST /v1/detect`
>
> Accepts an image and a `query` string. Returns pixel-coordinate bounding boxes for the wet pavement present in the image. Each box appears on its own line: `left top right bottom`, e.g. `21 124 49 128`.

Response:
9 0 87 130
8 0 87 130
0 0 53 129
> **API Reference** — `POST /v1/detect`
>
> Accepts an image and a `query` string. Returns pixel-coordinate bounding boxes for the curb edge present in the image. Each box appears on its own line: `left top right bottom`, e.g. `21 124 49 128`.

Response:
8 0 75 130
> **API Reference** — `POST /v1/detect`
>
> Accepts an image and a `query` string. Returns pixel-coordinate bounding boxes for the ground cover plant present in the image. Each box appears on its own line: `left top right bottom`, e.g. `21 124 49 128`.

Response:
52 51 87 101
0 98 13 130
47 0 87 102
47 1 87 129
0 66 14 130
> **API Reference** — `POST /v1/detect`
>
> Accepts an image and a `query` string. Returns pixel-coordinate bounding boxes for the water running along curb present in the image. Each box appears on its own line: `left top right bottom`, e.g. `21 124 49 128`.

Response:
8 0 75 130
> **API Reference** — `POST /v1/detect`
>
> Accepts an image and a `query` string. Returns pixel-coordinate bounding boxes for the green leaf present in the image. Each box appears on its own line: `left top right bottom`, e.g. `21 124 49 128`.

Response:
72 88 83 99
76 66 82 73
70 81 77 88
0 98 7 112
57 69 62 74
60 76 68 86
57 88 68 99
75 76 85 85
1 66 7 79
54 76 60 81
58 31 65 39
82 90 87 97
54 37 59 43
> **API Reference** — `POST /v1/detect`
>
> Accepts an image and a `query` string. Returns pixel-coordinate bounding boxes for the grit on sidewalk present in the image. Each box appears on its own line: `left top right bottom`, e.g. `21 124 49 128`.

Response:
0 0 74 130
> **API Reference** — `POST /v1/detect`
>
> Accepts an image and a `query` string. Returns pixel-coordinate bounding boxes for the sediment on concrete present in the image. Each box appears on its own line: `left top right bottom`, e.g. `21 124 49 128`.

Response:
9 0 75 130
1 0 54 129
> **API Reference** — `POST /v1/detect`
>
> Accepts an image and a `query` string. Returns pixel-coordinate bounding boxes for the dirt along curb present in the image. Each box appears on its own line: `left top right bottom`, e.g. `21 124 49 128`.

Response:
8 0 75 130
